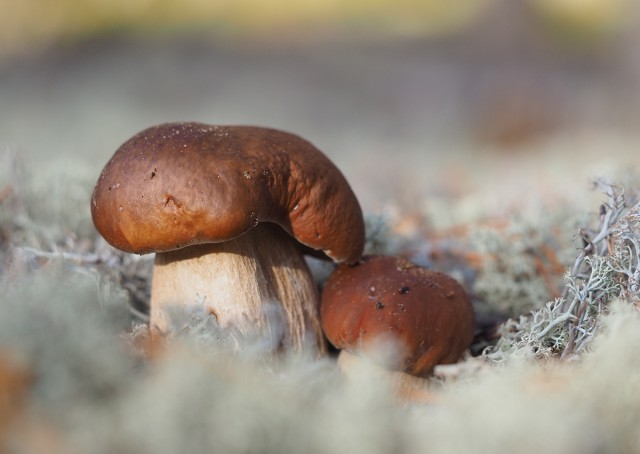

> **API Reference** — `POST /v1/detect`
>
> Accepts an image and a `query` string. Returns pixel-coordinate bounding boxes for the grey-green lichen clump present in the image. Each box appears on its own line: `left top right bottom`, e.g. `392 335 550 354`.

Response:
470 220 568 318
485 180 640 362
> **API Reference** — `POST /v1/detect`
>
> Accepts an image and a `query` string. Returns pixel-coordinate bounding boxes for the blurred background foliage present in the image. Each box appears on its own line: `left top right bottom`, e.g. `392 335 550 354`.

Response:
1 0 636 56
4 0 486 55
2 0 640 214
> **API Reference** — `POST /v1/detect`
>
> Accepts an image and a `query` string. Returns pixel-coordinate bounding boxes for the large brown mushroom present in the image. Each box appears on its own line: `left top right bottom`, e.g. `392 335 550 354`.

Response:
321 255 474 395
91 122 364 355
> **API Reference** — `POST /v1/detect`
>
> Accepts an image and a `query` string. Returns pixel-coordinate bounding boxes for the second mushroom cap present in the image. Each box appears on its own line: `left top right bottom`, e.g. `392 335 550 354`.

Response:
321 255 475 376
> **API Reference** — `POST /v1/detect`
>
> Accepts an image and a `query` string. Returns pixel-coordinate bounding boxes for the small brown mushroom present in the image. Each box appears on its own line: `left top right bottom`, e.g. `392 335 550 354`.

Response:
91 122 364 355
320 255 474 396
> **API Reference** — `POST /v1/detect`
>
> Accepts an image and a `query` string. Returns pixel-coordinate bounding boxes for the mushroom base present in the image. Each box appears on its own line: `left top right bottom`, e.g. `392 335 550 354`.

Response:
337 350 436 404
149 224 327 356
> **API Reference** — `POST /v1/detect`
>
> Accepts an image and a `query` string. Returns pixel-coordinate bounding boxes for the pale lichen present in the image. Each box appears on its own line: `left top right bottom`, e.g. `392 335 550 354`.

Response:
485 180 640 362
470 220 567 317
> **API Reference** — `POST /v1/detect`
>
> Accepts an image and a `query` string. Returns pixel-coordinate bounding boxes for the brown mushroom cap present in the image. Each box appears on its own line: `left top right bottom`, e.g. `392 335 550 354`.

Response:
320 255 475 377
91 122 364 263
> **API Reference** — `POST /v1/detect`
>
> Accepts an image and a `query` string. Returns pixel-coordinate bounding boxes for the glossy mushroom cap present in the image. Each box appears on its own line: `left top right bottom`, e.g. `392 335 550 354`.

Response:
91 122 364 263
321 255 475 377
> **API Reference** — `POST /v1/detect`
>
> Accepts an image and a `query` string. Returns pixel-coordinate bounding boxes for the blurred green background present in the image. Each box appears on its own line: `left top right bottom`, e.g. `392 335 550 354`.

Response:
1 0 639 213
2 0 635 54
1 0 495 53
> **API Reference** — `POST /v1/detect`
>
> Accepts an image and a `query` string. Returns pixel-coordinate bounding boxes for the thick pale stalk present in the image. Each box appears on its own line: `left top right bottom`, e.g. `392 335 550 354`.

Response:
150 224 326 355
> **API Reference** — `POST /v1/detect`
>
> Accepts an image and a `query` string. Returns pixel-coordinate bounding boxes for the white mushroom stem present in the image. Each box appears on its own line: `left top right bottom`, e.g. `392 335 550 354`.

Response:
336 350 435 404
150 224 327 356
